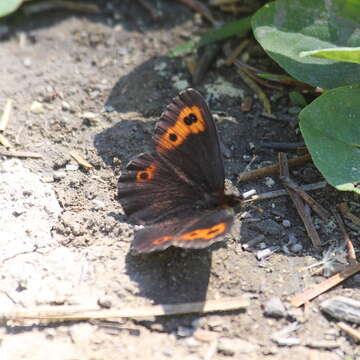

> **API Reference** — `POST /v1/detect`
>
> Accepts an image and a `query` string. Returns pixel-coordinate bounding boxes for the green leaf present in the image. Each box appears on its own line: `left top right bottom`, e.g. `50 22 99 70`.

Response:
299 84 360 194
252 0 360 89
300 47 360 64
167 17 251 57
0 0 23 17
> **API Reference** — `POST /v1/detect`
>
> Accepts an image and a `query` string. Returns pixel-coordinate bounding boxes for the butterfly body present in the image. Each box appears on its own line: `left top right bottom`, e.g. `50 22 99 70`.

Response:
118 88 240 253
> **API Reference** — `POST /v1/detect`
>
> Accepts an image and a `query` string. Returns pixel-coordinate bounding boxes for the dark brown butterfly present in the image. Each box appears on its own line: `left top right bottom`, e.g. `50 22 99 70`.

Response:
118 88 241 253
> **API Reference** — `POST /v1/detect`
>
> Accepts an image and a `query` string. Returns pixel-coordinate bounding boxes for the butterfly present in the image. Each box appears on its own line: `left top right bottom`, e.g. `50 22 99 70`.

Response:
117 88 241 254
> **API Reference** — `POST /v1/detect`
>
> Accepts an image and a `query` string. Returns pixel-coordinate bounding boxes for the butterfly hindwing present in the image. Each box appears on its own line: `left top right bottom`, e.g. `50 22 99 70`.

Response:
118 152 204 224
131 208 235 254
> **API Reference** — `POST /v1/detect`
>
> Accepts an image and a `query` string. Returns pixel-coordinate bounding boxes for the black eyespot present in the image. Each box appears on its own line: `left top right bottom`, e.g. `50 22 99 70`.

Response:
183 113 197 126
184 116 192 125
189 113 197 122
169 133 177 142
140 172 148 179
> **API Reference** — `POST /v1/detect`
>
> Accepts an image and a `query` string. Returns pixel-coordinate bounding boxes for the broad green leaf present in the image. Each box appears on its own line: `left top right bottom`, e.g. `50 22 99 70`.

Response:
0 0 23 17
300 47 360 64
167 17 251 57
299 84 360 194
252 0 360 89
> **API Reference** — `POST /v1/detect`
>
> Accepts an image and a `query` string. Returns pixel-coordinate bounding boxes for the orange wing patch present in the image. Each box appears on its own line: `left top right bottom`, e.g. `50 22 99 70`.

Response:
150 222 226 246
179 222 226 241
151 235 174 245
157 106 206 153
136 164 156 182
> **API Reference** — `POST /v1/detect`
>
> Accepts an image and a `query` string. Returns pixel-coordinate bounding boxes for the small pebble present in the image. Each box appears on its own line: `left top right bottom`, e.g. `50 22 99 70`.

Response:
264 297 287 318
264 176 275 187
103 104 114 112
41 175 54 183
61 101 71 111
66 164 79 171
177 326 193 337
97 297 112 309
282 219 291 228
290 243 303 253
92 199 105 211
30 100 45 114
53 171 66 181
163 349 172 357
320 296 360 324
23 58 32 67
288 233 298 245
218 338 258 355
191 317 206 329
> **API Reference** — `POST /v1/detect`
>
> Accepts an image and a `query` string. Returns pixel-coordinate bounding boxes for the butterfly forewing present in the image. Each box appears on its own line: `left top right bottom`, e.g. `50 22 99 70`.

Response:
153 89 225 194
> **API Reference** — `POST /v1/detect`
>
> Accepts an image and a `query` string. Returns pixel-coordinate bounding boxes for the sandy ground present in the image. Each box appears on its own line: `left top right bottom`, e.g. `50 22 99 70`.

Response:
0 2 359 359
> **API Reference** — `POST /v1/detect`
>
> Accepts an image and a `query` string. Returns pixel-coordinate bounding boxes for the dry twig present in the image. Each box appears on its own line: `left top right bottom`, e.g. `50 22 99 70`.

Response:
289 262 360 307
243 182 327 203
192 43 220 84
24 0 100 15
331 208 357 264
338 202 360 226
1 296 250 323
282 177 331 222
337 322 360 343
279 153 321 248
224 38 250 65
259 141 305 151
238 154 311 182
0 150 42 159
179 0 216 25
136 0 162 20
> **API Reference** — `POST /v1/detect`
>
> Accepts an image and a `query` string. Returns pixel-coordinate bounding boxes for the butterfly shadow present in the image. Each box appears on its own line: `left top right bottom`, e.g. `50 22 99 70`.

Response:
124 247 219 305
94 118 223 306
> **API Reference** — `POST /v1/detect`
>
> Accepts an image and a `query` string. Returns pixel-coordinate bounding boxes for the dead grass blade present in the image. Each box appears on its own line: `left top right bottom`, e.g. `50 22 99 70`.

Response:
0 99 13 132
70 150 93 169
0 134 13 149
